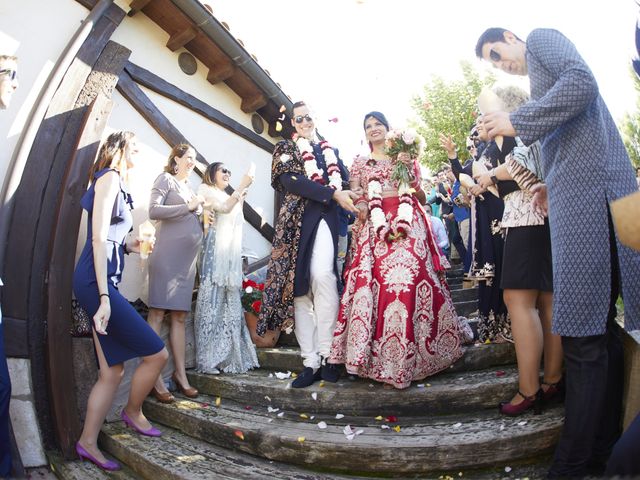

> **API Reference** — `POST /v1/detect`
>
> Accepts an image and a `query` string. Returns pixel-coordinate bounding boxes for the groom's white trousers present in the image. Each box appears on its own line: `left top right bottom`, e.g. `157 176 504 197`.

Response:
294 219 339 370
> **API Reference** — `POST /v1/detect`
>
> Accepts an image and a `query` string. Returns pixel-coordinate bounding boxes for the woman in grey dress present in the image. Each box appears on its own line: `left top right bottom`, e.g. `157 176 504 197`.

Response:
147 144 204 402
194 162 259 374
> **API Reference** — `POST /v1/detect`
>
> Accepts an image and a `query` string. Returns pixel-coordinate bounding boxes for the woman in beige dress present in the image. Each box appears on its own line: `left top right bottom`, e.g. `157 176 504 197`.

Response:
147 144 204 402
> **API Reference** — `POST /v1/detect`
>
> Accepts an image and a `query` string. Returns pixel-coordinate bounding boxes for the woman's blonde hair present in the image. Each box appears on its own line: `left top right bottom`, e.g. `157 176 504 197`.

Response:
492 85 530 113
89 131 135 181
164 143 193 175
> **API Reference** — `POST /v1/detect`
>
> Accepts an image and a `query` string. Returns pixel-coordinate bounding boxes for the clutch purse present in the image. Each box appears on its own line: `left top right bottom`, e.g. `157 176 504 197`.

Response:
70 299 92 338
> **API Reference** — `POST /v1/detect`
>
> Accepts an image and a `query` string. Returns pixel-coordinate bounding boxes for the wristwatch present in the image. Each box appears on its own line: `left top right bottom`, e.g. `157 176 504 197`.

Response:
490 169 498 185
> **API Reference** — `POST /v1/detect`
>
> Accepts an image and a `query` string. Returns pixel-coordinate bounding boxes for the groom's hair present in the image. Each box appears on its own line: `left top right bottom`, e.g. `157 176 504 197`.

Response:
475 28 523 58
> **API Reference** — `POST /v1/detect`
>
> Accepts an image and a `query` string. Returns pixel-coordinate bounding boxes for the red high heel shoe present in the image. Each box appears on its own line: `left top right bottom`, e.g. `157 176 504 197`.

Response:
499 389 543 416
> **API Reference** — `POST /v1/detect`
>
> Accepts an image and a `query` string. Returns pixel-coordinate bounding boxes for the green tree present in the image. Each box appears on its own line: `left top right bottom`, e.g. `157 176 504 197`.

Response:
621 67 640 168
411 61 495 172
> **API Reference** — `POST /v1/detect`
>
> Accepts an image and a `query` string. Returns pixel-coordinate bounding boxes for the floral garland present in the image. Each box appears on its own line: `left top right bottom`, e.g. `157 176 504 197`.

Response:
293 134 343 190
367 155 415 242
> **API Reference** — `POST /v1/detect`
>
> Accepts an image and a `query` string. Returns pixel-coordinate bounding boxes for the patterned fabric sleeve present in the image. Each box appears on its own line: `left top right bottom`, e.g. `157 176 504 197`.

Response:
271 140 304 193
505 156 541 192
510 29 599 146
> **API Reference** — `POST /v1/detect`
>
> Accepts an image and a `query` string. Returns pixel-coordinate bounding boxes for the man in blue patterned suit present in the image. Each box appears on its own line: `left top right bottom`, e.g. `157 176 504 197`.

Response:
475 28 640 478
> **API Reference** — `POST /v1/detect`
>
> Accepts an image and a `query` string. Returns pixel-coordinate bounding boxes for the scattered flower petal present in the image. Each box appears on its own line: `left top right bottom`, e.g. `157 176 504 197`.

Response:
264 395 271 402
268 373 274 378
517 421 527 426
267 406 279 413
504 466 512 473
499 424 505 431
310 415 315 420
335 414 345 419
234 430 244 440
380 425 390 430
201 403 209 408
328 117 339 123
368 384 374 388
300 413 309 419
275 121 283 132
484 339 491 344
279 104 286 113
245 406 252 410
319 381 325 387
458 472 463 477
385 416 398 423
277 412 285 418
215 397 221 407
317 421 327 429
375 416 383 421
297 436 305 443
355 429 364 436
495 370 505 377
416 384 425 388
311 392 318 401
453 422 462 428
275 371 292 380
393 425 401 432
268 419 273 423
426 383 431 387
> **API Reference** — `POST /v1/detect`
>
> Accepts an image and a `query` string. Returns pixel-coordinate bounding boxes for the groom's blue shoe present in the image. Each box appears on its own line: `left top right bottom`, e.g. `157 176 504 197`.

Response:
292 367 321 388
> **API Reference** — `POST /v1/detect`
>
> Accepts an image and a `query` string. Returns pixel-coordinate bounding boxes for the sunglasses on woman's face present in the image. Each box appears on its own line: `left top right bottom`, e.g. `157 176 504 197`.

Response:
294 114 313 124
0 69 17 81
489 49 501 62
220 168 231 175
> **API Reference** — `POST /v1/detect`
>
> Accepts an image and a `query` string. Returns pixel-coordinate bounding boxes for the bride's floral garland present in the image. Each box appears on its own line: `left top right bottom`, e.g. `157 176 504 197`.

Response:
366 157 414 242
293 134 343 190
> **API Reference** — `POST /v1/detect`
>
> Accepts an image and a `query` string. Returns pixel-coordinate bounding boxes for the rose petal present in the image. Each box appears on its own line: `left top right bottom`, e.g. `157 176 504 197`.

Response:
264 395 271 402
215 397 221 407
317 421 327 429
385 416 398 422
297 436 305 443
234 430 244 440
277 412 285 418
311 392 318 401
300 413 308 419
275 121 283 132
267 406 279 413
517 421 527 426
393 425 401 432
375 416 383 421
453 422 462 428
504 466 512 473
496 370 505 377
335 414 344 419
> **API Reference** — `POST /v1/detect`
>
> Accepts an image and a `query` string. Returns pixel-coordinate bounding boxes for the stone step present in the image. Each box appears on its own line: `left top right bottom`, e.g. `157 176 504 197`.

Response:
99 422 345 479
450 286 477 303
257 342 515 373
143 394 563 475
186 364 522 416
455 299 477 317
48 451 142 479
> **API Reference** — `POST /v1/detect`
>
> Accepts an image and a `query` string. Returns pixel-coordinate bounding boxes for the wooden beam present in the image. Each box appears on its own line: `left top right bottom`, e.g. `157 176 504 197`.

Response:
166 26 197 51
206 62 236 85
117 72 275 242
124 62 274 153
241 93 267 114
3 7 126 455
128 0 153 16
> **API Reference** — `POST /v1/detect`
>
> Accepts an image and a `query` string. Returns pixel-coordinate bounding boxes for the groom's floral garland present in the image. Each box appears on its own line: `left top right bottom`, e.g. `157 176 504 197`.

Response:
293 134 343 190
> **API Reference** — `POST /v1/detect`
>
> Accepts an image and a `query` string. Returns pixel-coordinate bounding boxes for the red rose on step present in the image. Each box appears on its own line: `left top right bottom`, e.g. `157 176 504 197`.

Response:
252 300 262 313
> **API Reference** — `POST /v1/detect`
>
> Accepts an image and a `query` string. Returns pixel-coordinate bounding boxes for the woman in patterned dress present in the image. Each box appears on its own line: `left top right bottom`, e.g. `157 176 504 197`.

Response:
329 112 463 389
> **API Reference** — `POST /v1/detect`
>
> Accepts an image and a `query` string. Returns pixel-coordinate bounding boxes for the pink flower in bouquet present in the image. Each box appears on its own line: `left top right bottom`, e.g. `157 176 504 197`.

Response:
401 128 417 145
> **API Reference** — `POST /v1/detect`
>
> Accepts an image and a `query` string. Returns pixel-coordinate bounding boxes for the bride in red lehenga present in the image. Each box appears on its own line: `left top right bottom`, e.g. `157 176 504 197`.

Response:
329 111 463 389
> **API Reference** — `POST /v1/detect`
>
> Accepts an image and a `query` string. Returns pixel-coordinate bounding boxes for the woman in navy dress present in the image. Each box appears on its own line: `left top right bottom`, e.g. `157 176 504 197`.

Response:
73 131 168 471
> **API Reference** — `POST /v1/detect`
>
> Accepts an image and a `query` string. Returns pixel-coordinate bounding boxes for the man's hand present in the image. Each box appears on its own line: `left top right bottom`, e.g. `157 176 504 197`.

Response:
530 183 549 217
333 190 359 213
438 133 457 159
482 111 517 138
474 172 494 190
469 184 486 197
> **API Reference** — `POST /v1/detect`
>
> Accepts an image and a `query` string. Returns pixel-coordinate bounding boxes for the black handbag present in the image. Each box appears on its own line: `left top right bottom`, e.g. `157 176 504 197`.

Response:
70 299 92 338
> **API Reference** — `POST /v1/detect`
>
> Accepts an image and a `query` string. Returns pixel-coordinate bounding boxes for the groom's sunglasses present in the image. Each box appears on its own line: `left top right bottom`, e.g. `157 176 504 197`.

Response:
0 69 17 81
489 49 501 62
294 114 313 124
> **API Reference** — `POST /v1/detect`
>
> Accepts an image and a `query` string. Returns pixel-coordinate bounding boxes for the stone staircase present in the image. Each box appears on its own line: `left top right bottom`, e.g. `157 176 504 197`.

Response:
50 265 564 479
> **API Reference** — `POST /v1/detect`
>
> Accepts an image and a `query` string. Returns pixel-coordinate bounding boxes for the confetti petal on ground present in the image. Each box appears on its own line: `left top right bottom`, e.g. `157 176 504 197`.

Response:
310 416 315 420
201 403 209 408
311 392 318 400
317 421 327 429
368 384 374 388
380 425 390 430
416 384 425 388
275 121 283 132
458 472 463 477
453 422 462 428
275 371 292 380
234 430 244 440
375 416 383 421
343 425 354 436
297 436 305 443
504 466 512 473
244 406 252 410
215 397 221 407
500 424 505 431
319 381 325 387
277 412 285 418
385 416 398 422
264 395 271 402
496 370 505 377
393 425 401 432
355 429 364 435
268 373 274 378
300 413 309 419
335 414 345 419
267 406 279 413
268 419 273 423
517 421 527 426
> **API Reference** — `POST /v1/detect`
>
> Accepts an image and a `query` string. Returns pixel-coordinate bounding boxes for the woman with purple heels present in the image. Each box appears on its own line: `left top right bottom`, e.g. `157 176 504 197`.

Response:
73 131 169 471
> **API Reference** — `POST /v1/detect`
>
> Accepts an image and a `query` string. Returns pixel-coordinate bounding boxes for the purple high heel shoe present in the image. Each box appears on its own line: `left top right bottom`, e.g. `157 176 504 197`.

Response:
75 442 121 471
121 409 162 437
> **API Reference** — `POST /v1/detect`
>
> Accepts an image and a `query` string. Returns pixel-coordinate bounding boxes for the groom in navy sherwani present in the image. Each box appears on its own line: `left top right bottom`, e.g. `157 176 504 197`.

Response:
475 27 640 478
